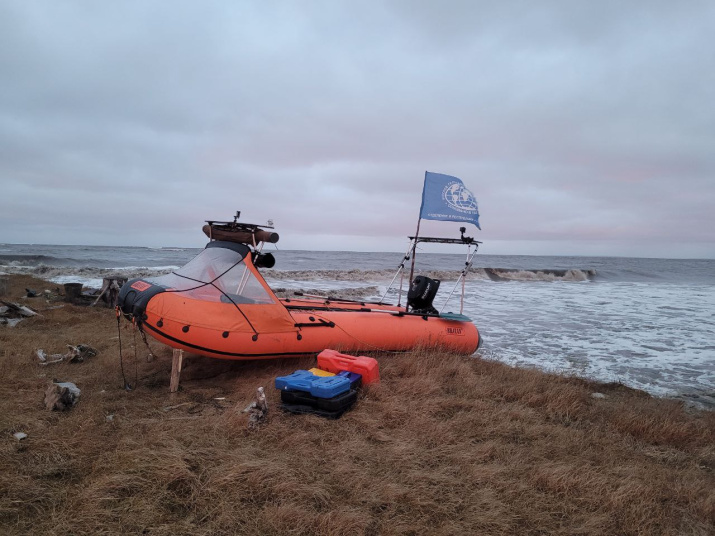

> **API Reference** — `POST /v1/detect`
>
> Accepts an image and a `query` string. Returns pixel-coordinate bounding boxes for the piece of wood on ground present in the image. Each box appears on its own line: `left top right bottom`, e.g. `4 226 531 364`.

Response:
242 387 268 429
44 381 81 411
0 300 39 317
170 348 184 393
91 277 127 308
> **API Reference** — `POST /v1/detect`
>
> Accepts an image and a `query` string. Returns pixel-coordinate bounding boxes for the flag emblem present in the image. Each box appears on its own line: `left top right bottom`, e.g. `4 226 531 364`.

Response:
419 171 481 229
443 181 479 213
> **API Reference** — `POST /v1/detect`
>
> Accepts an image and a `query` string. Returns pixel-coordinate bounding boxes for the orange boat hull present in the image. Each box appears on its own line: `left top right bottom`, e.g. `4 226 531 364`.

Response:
140 295 480 360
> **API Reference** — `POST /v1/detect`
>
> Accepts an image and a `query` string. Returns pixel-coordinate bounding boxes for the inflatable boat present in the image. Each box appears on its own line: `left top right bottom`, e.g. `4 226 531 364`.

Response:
118 219 481 360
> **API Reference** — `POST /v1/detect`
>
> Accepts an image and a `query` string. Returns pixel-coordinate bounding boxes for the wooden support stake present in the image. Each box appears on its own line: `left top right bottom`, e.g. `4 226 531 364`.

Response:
170 349 183 393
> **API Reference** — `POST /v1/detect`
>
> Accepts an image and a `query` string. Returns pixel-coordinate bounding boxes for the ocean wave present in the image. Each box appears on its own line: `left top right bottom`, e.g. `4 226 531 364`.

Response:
265 269 403 281
272 286 380 300
481 268 596 282
0 254 78 266
264 267 596 283
0 264 177 286
109 265 181 272
265 268 482 282
3 262 597 287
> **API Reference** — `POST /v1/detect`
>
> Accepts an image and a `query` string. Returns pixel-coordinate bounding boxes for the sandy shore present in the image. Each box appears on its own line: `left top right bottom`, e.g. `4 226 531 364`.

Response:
1 274 714 535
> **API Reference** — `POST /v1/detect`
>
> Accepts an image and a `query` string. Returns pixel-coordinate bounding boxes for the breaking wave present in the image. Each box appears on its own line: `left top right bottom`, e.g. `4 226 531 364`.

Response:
0 263 179 285
0 254 80 267
272 286 380 300
264 267 596 283
1 253 597 288
481 268 596 282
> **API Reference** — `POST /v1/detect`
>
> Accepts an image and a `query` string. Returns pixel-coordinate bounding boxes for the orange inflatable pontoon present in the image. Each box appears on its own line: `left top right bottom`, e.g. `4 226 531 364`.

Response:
119 230 481 359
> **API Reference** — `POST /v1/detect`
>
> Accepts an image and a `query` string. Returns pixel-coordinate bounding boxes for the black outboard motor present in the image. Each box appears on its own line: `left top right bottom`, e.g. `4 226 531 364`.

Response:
407 276 441 315
252 251 276 269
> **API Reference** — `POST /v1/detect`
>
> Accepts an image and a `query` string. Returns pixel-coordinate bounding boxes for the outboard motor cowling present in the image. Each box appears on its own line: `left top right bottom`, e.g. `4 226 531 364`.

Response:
253 252 276 269
407 276 440 315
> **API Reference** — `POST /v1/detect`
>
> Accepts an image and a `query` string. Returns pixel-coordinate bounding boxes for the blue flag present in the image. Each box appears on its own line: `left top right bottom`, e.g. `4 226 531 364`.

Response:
419 171 481 230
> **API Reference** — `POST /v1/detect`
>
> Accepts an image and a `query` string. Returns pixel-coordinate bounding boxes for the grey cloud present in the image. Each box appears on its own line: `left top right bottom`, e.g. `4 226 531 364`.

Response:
0 1 713 257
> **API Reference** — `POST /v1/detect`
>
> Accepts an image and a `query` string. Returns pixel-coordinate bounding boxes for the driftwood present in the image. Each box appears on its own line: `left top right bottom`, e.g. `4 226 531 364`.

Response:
36 344 98 365
0 300 39 326
0 300 38 317
36 349 62 365
242 387 268 429
91 277 127 308
44 381 81 411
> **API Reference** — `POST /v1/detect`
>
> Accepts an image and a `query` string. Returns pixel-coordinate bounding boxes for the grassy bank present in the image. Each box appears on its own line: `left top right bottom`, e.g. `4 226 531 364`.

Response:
1 275 714 535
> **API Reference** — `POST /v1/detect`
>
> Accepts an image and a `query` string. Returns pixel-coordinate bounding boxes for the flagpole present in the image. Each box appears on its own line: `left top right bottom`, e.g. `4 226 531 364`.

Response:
408 172 428 303
407 216 421 296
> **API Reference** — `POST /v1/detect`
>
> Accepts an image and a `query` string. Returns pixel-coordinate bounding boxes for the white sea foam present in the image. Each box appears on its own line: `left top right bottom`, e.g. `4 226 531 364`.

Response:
50 275 105 289
466 280 715 401
300 274 715 403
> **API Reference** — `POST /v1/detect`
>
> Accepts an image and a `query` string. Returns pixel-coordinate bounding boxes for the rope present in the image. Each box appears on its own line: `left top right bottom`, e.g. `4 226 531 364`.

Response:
138 327 157 361
116 307 132 391
132 324 138 389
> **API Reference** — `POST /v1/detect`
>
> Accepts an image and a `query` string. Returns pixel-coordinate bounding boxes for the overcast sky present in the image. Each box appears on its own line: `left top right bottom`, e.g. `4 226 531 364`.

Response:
1 1 713 258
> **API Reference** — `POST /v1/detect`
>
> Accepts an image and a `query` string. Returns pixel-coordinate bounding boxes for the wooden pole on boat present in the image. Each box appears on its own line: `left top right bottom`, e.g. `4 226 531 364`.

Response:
170 348 183 393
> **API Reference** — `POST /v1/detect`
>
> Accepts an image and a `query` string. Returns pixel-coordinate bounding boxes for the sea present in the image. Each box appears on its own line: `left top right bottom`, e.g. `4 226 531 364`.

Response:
2 243 714 408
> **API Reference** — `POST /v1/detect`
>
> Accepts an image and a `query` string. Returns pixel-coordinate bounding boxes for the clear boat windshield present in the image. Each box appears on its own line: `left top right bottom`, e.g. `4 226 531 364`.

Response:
146 242 275 304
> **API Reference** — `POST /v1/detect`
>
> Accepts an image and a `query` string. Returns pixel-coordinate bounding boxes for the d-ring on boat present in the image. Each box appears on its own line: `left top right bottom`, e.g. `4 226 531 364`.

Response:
118 213 482 360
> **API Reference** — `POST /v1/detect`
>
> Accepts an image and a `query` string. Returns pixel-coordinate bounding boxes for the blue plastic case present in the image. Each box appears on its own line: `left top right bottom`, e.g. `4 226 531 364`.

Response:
275 370 351 398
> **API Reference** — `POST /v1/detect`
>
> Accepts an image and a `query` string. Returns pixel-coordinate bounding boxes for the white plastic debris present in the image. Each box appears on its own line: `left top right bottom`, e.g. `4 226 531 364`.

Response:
56 381 80 397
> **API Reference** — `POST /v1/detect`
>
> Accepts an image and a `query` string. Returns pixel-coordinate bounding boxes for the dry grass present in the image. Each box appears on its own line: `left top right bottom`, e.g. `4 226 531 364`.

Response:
1 275 714 535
